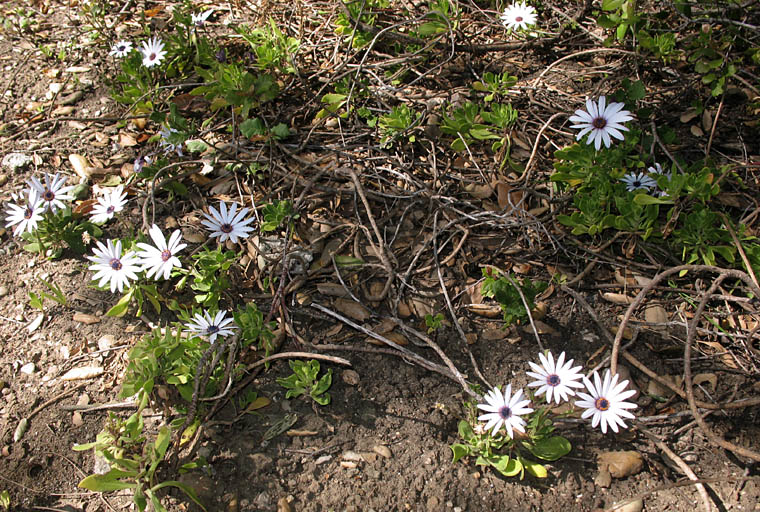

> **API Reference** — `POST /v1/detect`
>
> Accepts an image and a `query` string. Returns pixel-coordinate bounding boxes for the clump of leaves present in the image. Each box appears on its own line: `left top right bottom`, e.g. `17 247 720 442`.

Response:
451 403 571 479
277 359 333 405
481 268 547 327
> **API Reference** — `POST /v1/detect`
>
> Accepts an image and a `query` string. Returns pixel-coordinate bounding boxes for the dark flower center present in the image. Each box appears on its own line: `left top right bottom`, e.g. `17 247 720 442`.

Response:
547 374 561 387
106 206 115 214
595 397 610 411
149 52 157 60
118 45 125 51
498 406 512 420
632 180 642 188
161 249 172 262
43 190 55 201
592 117 607 129
206 325 220 334
24 208 34 219
109 258 122 271
515 16 523 22
220 223 233 233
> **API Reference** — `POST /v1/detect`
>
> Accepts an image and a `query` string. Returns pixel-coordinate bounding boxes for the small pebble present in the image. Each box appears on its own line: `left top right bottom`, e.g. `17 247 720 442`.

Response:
20 363 35 375
373 445 391 458
0 285 8 297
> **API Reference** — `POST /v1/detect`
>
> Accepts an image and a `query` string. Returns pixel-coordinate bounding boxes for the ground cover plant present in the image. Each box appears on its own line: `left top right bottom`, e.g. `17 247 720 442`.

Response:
0 0 759 510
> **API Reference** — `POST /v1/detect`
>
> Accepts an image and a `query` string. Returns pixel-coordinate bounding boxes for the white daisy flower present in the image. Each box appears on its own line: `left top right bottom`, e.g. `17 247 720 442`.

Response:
526 351 585 404
87 239 140 294
90 185 128 224
136 224 187 280
620 171 657 192
109 40 133 58
5 189 44 236
159 126 183 157
569 96 633 151
201 201 256 244
575 370 637 434
500 2 537 31
191 10 213 27
140 37 167 68
477 384 534 438
185 310 237 343
27 172 75 213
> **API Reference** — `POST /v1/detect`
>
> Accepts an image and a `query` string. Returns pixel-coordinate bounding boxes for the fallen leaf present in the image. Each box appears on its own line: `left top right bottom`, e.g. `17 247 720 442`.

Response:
73 312 100 324
61 366 104 381
335 298 370 322
69 154 92 180
598 450 643 478
602 292 635 304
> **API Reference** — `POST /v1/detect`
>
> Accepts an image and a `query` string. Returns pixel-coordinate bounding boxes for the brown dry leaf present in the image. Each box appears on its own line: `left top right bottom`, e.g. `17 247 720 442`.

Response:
183 231 206 244
644 305 668 327
119 133 138 147
610 325 633 340
335 298 370 322
73 199 98 216
598 451 643 478
132 117 147 130
512 262 531 274
614 268 636 286
691 124 704 137
463 183 493 199
602 292 635 304
466 304 502 318
316 282 350 297
397 299 413 318
69 153 92 180
481 327 509 341
694 373 718 392
496 181 524 212
366 331 407 346
522 320 557 336
680 110 698 123
73 312 100 325
702 109 712 132
409 297 433 318
61 366 104 381
697 340 738 368
646 375 681 398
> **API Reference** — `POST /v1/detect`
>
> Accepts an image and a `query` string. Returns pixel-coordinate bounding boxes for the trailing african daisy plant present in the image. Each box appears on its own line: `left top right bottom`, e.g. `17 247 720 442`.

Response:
452 351 637 479
551 83 755 270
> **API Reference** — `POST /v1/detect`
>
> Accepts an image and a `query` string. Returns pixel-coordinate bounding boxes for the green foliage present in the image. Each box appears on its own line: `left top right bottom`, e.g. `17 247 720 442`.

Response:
236 19 300 74
597 0 641 41
334 0 390 48
472 72 517 102
277 360 333 406
192 62 279 120
378 104 422 147
234 303 277 355
105 283 161 318
416 0 460 37
672 204 735 266
21 207 103 257
184 247 237 309
481 268 547 327
0 490 9 511
261 200 299 232
28 278 68 311
239 117 291 141
451 402 571 479
440 102 518 152
74 392 207 512
424 313 445 334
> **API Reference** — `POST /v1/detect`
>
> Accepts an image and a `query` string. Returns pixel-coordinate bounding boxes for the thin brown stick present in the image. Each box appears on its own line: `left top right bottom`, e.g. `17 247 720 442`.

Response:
684 275 760 462
637 425 713 512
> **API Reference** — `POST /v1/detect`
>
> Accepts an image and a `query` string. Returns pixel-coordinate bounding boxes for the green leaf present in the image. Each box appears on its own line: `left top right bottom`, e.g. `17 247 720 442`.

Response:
602 0 625 10
78 472 137 492
184 140 208 153
492 456 522 477
632 193 673 205
457 420 475 441
451 443 470 463
521 456 548 478
529 435 572 461
107 289 134 317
